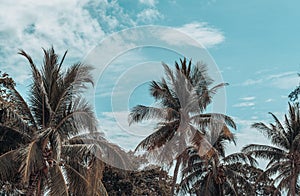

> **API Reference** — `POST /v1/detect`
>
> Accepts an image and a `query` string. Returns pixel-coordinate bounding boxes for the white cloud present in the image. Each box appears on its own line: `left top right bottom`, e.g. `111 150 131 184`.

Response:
139 0 158 7
269 72 299 90
0 0 138 85
136 8 163 23
0 0 107 84
241 79 263 86
240 96 255 101
233 102 255 107
241 71 299 90
265 98 274 102
176 22 225 48
267 71 296 80
281 95 288 99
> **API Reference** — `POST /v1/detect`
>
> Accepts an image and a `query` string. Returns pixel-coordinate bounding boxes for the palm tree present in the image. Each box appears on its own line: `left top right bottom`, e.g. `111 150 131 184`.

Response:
236 164 279 195
178 148 257 196
243 103 300 196
0 48 128 195
176 120 258 196
129 58 236 195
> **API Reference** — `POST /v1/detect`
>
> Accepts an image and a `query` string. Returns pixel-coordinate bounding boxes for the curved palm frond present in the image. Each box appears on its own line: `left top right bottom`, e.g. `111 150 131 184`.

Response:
47 165 69 196
129 105 178 125
68 132 132 170
19 49 53 128
135 120 178 152
17 140 45 184
252 121 289 150
242 144 286 160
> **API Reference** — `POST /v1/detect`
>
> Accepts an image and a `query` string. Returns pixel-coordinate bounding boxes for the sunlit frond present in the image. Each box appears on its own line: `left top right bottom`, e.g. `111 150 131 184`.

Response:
47 165 68 196
18 141 45 183
242 144 285 160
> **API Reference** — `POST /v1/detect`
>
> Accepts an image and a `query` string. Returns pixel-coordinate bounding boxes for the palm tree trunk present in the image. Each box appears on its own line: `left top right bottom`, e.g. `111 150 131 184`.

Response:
36 175 42 196
171 158 180 195
290 160 296 196
290 173 296 196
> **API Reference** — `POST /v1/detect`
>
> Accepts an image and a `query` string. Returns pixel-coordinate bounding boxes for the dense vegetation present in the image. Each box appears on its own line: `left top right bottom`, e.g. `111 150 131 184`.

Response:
0 48 299 195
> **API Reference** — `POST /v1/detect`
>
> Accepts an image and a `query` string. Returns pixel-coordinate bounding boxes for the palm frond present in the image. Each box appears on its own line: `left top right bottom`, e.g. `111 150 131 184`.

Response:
0 105 33 141
41 48 64 111
223 152 257 166
63 155 107 196
135 120 178 152
242 144 285 160
129 105 178 125
51 63 94 121
19 49 53 128
66 132 132 170
149 80 179 109
0 150 18 181
55 97 97 136
49 131 61 163
47 165 68 196
18 140 45 183
251 122 289 150
3 82 37 130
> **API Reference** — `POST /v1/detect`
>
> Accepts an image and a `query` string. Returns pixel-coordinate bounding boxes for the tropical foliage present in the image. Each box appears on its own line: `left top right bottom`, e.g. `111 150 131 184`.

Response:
243 103 300 196
0 49 299 195
0 48 128 195
129 59 239 194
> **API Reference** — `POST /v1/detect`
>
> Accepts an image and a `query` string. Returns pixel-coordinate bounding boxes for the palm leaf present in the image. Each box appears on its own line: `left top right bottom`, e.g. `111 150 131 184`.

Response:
0 150 18 181
242 144 285 160
47 165 69 196
129 105 178 124
19 49 53 128
18 140 45 183
135 120 178 151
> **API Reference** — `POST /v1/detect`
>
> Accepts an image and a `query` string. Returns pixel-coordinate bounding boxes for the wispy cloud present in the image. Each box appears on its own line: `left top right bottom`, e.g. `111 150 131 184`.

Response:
0 0 140 85
240 96 255 101
267 71 296 80
241 79 263 86
139 0 158 7
269 72 299 90
233 102 255 107
265 98 274 102
157 22 225 48
241 71 299 89
0 0 107 84
176 22 225 48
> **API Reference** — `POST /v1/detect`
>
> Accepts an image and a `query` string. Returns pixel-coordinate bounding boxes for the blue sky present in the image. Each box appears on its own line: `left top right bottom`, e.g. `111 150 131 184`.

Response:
1 0 300 154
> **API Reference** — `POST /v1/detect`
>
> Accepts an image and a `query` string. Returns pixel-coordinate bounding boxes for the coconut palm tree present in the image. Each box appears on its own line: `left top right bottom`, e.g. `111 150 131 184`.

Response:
0 48 128 195
129 58 236 195
178 148 257 196
236 163 279 195
243 103 300 196
176 125 279 196
176 120 258 196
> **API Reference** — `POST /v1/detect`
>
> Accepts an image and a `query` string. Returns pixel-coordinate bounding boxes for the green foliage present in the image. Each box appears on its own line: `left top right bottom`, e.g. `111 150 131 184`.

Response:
0 48 126 196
